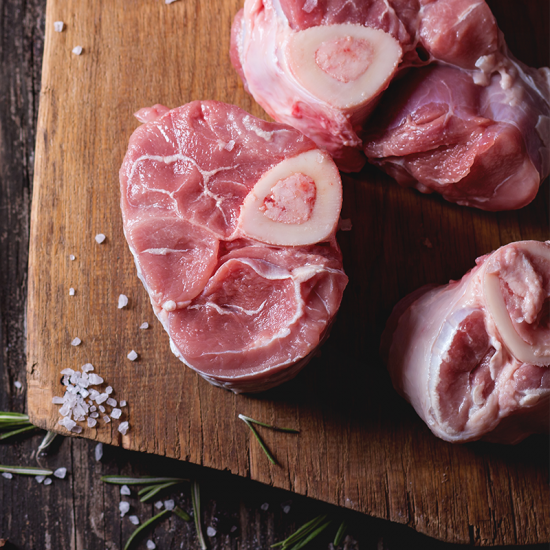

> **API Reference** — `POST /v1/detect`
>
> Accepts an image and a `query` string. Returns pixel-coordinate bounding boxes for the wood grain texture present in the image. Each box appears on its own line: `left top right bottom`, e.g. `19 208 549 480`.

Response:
26 0 549 546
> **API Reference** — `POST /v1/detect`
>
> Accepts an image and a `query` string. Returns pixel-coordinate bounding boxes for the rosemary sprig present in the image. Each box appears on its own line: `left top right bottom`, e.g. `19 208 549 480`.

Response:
123 509 170 550
290 519 331 549
192 480 207 550
272 515 329 549
101 475 187 485
238 415 299 433
0 465 53 476
238 415 277 465
138 481 185 502
37 431 58 455
333 520 347 546
0 425 36 440
173 505 191 522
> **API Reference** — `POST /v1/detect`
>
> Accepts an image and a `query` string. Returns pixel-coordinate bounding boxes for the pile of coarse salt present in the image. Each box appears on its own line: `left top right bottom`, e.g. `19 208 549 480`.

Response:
53 363 129 435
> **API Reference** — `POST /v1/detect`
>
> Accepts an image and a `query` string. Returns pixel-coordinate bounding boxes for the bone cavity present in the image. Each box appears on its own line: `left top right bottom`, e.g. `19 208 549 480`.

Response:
238 149 341 246
286 24 402 110
483 241 550 366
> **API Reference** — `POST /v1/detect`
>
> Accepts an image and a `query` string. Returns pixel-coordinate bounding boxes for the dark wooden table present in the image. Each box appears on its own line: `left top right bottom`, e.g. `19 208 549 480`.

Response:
0 1 548 549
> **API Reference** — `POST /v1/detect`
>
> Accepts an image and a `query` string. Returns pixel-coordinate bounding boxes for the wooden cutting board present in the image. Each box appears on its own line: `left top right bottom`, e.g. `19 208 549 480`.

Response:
27 0 549 545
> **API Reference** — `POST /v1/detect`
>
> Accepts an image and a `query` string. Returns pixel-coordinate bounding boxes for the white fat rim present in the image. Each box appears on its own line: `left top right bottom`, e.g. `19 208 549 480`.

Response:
482 241 550 366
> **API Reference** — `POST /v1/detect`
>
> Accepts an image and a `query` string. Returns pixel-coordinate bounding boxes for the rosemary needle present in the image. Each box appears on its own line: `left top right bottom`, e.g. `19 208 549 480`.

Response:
333 520 347 546
290 519 331 550
271 515 327 548
173 505 191 522
123 509 170 550
239 415 277 465
139 481 184 502
0 425 36 440
101 475 186 485
238 414 299 433
0 465 53 476
192 480 207 550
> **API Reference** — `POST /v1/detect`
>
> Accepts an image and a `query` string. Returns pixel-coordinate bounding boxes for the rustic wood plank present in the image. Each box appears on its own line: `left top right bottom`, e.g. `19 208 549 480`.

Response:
19 0 550 547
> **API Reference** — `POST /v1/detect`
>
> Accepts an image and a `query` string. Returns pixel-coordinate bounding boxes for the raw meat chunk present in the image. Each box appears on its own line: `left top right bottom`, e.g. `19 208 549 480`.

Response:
381 240 550 443
120 101 347 393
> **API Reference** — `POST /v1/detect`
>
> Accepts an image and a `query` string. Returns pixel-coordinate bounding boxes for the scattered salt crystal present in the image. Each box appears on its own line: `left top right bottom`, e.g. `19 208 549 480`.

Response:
87 417 97 428
146 541 156 550
90 412 99 419
230 525 237 533
129 515 140 525
35 475 45 483
110 408 122 419
261 503 269 511
119 400 127 407
81 363 94 372
95 442 103 461
72 425 83 434
69 254 76 261
14 381 22 389
72 46 83 55
54 21 64 32
69 287 75 296
165 0 178 4
118 294 128 309
61 368 75 375
163 300 176 311
105 386 113 395
119 501 130 517
118 421 129 435
103 415 111 423
140 322 149 329
54 467 67 479
79 389 90 398
95 233 106 244
2 472 13 479
71 337 82 346
154 501 163 510
224 140 235 152
282 505 291 514
43 477 52 485
52 396 64 404
95 393 109 405
120 485 131 496
127 350 138 361
88 373 104 385
206 526 217 537
88 389 100 400
106 398 117 407
164 499 175 511
99 405 105 413
90 405 97 412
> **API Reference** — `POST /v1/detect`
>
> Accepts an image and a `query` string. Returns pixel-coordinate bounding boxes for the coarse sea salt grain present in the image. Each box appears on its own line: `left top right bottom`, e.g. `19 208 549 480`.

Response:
88 373 103 385
69 254 76 261
146 541 156 550
103 415 111 423
118 421 129 435
81 363 94 372
44 477 52 485
118 294 128 309
165 0 178 4
54 21 64 32
120 485 131 496
127 350 138 361
207 527 217 537
154 501 163 510
69 287 75 296
87 418 97 428
106 398 117 407
110 408 122 420
140 322 149 329
261 503 269 511
54 467 67 479
163 499 175 511
95 233 106 244
99 405 105 413
95 442 103 461
119 400 127 407
119 501 130 517
129 515 140 525
2 472 13 479
14 381 22 389
95 393 109 405
105 386 113 395
72 46 83 55
71 337 82 346
35 475 45 483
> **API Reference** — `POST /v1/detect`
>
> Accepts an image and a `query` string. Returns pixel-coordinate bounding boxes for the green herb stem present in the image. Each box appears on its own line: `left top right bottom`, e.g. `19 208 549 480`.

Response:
0 425 36 440
37 431 58 455
123 509 170 550
238 414 299 433
333 520 347 546
139 481 183 502
0 412 30 421
272 515 328 548
239 416 277 465
101 475 186 485
290 520 331 550
192 480 207 550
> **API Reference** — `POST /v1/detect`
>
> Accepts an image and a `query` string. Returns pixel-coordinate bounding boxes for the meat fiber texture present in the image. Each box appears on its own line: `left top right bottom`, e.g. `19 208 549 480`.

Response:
381 240 550 444
120 101 348 393
231 0 550 209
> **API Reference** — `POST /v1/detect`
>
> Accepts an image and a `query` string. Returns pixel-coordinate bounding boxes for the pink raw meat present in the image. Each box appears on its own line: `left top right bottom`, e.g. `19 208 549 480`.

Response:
381 240 550 443
120 101 347 393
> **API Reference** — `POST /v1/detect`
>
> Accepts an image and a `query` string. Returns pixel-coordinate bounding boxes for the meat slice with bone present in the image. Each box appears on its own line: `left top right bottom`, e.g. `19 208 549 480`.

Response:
232 0 550 208
120 101 347 393
381 241 550 443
